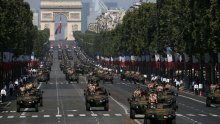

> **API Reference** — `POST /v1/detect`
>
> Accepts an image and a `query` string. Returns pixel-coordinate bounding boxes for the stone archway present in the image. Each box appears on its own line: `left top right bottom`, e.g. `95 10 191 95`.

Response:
40 0 82 41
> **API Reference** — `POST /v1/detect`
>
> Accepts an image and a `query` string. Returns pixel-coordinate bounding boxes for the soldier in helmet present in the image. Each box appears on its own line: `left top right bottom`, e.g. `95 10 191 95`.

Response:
133 86 142 97
148 90 158 105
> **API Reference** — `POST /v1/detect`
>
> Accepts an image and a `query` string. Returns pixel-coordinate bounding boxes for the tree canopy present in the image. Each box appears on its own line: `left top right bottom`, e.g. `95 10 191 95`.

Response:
74 0 220 58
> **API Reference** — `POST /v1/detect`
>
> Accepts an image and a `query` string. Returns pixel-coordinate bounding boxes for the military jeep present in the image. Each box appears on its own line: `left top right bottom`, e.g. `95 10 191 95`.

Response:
84 87 110 111
144 103 176 124
206 89 220 107
102 72 114 84
16 93 39 112
128 96 148 119
29 88 44 106
37 69 50 84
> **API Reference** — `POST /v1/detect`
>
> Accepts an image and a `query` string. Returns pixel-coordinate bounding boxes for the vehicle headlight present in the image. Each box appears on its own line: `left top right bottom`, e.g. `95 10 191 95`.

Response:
151 114 155 118
164 115 168 118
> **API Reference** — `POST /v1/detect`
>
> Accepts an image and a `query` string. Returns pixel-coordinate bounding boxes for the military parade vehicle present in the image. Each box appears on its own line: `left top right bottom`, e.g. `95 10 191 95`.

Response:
144 103 176 124
66 67 79 83
17 82 44 107
206 84 220 107
16 93 39 112
87 73 100 86
84 86 110 111
128 96 148 119
37 68 50 84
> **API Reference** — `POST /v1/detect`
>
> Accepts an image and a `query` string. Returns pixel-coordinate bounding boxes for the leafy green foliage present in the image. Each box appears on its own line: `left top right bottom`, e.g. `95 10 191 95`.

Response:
0 0 49 59
75 1 219 57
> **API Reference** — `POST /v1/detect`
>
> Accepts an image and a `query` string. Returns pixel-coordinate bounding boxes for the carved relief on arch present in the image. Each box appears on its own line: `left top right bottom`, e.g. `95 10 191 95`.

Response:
53 12 69 20
72 24 78 31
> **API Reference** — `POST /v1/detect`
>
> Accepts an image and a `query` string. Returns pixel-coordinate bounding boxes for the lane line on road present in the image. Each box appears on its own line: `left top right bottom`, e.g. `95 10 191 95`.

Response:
79 114 86 117
209 113 219 117
198 114 207 117
0 116 3 118
19 115 26 118
44 115 50 118
115 114 122 116
176 113 202 124
91 114 98 117
7 115 14 118
186 114 196 117
4 102 11 108
67 114 74 117
103 114 110 117
109 96 129 115
32 115 38 118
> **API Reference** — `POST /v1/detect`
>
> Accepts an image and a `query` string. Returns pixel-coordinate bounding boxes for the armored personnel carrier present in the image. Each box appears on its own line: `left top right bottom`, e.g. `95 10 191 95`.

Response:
66 67 79 83
84 87 110 111
16 93 39 112
206 85 220 107
144 103 176 124
128 96 148 119
37 69 50 84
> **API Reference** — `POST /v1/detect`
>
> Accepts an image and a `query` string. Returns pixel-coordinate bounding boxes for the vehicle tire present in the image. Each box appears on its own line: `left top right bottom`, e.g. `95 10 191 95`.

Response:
40 99 43 106
104 103 109 111
130 109 135 119
206 99 211 107
17 104 20 112
35 104 39 112
86 102 90 111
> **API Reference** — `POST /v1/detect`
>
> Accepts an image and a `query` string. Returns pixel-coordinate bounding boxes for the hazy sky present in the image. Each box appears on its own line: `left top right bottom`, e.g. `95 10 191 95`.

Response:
26 0 156 10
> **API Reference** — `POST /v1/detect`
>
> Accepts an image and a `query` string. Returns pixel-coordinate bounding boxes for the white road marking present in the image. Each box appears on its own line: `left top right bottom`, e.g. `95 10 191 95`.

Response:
110 96 129 114
66 109 77 112
209 113 218 117
32 115 38 118
44 115 50 118
79 114 86 117
61 82 63 84
4 102 11 108
37 82 42 89
21 108 28 116
186 114 196 116
56 115 62 117
67 114 74 117
103 114 110 117
115 114 122 116
19 115 26 118
10 111 16 113
179 95 206 104
0 116 3 118
91 114 98 117
198 114 207 116
176 113 202 124
176 113 183 116
7 116 14 118
49 83 53 84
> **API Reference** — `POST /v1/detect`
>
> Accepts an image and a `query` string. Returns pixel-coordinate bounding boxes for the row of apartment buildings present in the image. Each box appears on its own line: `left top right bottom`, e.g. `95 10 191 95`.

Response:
88 2 142 33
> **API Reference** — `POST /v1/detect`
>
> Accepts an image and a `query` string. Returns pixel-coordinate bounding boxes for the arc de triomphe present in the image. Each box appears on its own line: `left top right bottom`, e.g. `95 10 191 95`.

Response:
40 0 82 41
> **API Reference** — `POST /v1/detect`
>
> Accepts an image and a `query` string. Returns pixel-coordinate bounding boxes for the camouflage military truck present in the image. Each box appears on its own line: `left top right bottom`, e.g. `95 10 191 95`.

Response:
87 74 100 86
18 83 44 107
102 71 114 84
128 96 148 119
144 103 176 124
16 93 39 112
206 84 220 107
29 88 44 106
132 72 146 84
66 67 79 84
37 69 50 84
157 91 177 110
84 87 110 111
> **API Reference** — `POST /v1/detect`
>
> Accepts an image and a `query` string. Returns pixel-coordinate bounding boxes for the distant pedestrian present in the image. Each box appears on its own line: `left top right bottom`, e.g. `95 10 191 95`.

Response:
9 83 14 96
194 83 199 95
1 88 6 103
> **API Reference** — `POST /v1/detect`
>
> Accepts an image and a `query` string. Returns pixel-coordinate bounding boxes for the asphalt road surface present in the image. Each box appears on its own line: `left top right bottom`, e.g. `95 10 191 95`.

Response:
0 42 220 124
